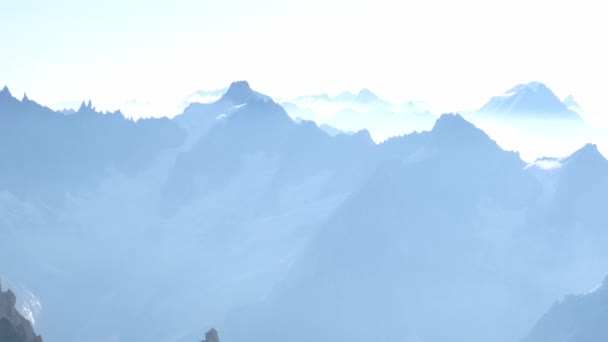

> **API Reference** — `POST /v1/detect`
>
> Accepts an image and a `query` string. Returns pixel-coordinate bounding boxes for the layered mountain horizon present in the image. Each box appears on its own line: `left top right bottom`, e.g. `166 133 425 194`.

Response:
1 80 607 342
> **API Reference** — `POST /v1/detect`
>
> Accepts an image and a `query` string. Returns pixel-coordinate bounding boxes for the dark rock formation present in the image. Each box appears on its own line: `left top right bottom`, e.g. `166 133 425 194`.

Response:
201 328 219 342
0 282 42 342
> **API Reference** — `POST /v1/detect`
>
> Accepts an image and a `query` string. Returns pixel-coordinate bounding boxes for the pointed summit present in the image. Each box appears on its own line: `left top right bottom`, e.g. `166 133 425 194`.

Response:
77 99 97 113
564 143 607 166
356 88 380 103
432 113 478 134
0 85 20 110
219 81 271 104
430 113 502 151
479 81 580 120
221 81 255 103
0 85 12 98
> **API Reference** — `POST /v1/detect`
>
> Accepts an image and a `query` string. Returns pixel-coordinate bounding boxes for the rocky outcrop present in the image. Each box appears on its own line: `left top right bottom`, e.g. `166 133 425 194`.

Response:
201 328 220 342
0 281 42 342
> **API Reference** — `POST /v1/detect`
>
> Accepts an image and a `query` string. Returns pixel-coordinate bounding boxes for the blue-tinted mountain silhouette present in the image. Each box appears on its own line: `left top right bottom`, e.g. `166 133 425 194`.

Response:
221 114 545 342
318 123 355 136
174 81 271 144
562 94 581 111
283 87 435 141
524 276 608 342
479 82 581 120
164 84 378 213
1 81 607 342
543 144 608 226
220 115 608 342
332 88 385 105
0 86 184 203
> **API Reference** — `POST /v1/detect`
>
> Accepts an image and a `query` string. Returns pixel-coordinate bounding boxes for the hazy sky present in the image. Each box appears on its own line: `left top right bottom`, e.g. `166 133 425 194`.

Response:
1 0 606 118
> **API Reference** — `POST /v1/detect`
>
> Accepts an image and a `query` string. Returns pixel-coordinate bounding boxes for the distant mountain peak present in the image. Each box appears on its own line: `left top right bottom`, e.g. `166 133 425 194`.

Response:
353 128 373 142
356 88 380 103
0 85 20 109
430 113 501 150
292 93 331 102
0 85 12 98
222 81 254 102
316 93 331 101
227 80 251 93
220 80 271 104
480 81 580 120
574 143 600 155
432 113 475 132
564 143 606 165
506 81 546 94
563 94 581 109
78 100 96 113
334 91 357 102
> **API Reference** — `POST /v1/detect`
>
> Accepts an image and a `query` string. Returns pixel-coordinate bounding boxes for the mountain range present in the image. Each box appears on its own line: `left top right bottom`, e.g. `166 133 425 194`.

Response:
0 85 184 203
279 88 437 141
0 81 607 342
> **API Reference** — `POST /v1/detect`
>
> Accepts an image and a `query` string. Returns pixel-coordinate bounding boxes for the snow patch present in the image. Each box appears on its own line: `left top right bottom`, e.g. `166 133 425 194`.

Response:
585 282 603 295
526 159 562 170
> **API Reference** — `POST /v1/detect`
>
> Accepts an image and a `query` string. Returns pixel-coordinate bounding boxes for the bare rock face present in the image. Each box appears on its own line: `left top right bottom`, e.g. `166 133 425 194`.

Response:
201 328 220 342
0 281 43 342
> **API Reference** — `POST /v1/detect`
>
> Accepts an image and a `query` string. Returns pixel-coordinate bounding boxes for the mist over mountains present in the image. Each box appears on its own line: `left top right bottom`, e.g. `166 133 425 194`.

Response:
181 81 605 162
477 81 581 121
468 81 604 161
1 81 607 342
279 88 436 142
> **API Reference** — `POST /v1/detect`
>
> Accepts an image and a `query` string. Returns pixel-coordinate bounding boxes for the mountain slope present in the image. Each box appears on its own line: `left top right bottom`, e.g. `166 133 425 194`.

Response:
173 81 271 143
548 144 608 225
221 114 545 342
0 281 43 342
479 82 581 120
523 276 608 342
164 85 378 212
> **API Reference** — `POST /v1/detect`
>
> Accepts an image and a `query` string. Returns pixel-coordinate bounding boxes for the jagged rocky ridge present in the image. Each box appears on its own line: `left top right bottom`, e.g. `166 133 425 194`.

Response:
0 281 42 342
0 85 185 203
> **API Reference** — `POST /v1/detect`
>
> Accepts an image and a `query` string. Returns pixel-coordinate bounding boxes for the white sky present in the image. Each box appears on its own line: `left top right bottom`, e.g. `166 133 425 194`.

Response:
1 0 606 118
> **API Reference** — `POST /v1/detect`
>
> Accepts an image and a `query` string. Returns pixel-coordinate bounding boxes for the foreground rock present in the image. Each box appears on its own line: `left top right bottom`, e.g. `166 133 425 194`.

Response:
0 282 42 342
201 328 220 342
